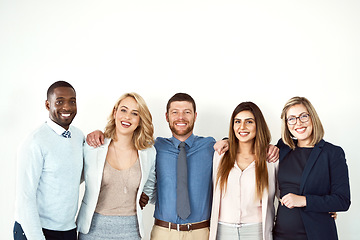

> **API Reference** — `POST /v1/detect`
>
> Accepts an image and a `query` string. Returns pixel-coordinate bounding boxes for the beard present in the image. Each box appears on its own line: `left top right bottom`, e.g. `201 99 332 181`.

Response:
168 120 195 137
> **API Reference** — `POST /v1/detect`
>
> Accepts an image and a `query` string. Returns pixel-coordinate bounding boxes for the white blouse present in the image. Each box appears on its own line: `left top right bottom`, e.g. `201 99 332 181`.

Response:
218 161 262 224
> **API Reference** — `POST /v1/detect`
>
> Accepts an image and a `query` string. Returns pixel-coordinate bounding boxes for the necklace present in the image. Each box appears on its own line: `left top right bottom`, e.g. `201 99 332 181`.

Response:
112 142 135 194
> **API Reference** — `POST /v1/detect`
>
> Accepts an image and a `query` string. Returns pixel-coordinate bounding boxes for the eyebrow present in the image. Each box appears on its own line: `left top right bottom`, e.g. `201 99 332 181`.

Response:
287 112 308 117
120 105 139 112
55 97 76 100
171 108 192 112
234 117 255 121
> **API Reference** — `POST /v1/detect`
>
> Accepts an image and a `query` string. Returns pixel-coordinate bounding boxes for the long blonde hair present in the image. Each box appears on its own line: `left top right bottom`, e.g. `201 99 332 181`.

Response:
216 102 271 199
104 92 154 150
280 96 324 150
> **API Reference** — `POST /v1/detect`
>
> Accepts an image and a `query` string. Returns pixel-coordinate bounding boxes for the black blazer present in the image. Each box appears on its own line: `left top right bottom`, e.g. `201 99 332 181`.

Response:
277 139 351 240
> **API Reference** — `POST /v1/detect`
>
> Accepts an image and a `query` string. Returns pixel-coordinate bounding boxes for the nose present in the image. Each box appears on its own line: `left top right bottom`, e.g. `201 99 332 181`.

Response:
125 112 131 119
62 101 71 111
295 117 302 126
240 121 246 129
178 112 184 119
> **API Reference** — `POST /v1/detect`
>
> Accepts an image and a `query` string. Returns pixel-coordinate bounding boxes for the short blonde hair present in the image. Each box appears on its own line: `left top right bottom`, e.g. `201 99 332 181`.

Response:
280 96 324 149
104 92 154 150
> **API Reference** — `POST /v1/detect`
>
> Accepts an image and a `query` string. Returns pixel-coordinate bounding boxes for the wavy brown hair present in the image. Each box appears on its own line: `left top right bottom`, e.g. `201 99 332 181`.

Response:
216 102 271 199
104 92 154 150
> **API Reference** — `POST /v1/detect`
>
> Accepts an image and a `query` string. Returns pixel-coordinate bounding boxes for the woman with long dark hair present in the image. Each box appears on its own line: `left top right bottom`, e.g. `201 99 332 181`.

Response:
210 102 278 240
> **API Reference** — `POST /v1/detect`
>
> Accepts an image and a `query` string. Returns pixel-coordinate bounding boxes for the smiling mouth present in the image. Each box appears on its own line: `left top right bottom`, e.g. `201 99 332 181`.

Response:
121 121 131 127
61 113 71 118
295 127 306 134
239 132 250 136
176 123 187 126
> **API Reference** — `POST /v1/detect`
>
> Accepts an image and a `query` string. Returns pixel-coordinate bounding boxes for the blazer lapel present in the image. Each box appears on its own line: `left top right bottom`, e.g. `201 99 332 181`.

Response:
300 139 325 193
138 150 145 176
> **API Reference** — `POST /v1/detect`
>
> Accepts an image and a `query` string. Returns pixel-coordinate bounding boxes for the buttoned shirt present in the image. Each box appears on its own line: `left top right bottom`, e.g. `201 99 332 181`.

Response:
218 161 262 224
154 134 216 224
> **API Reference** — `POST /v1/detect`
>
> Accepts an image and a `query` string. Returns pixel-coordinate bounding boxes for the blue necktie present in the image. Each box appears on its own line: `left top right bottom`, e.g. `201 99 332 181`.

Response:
177 142 191 219
62 130 71 138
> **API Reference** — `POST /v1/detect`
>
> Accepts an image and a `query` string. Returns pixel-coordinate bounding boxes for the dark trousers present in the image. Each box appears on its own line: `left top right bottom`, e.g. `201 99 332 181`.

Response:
13 222 77 240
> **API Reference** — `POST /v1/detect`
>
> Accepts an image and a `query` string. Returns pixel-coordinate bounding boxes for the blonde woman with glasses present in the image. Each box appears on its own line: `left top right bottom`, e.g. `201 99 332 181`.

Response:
273 96 350 240
76 93 156 240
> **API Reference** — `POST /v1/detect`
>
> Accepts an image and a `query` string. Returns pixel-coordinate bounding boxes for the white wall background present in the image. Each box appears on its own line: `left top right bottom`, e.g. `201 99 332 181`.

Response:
1 0 359 239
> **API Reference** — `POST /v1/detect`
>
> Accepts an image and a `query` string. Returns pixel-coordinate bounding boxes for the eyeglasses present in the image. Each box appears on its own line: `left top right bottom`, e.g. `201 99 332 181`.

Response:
287 113 310 125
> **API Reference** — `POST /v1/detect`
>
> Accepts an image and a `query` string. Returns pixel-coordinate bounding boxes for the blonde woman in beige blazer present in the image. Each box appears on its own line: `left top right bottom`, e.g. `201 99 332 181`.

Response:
76 93 156 240
76 139 156 238
209 102 278 240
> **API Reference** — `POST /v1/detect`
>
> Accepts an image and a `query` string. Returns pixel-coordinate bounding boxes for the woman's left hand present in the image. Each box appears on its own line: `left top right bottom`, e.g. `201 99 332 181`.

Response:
280 193 306 209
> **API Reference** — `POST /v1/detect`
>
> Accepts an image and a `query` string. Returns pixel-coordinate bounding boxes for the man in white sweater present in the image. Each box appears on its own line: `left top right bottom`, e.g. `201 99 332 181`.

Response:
14 81 84 240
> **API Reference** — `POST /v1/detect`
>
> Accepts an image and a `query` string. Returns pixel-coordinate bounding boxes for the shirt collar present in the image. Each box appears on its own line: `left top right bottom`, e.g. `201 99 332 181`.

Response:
46 118 71 136
171 133 195 148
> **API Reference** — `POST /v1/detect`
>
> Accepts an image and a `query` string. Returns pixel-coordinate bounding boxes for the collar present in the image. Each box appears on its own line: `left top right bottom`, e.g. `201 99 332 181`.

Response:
46 118 71 136
171 134 195 148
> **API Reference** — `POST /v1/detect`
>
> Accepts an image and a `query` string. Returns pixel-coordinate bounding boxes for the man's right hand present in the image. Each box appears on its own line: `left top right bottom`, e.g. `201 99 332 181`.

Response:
86 130 105 147
139 192 150 210
214 139 229 155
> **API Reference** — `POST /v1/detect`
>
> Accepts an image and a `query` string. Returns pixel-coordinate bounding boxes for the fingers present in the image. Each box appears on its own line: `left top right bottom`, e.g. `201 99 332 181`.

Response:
86 130 104 148
219 145 229 155
280 196 294 209
280 193 306 209
266 145 279 163
214 140 229 155
139 192 149 210
329 212 337 220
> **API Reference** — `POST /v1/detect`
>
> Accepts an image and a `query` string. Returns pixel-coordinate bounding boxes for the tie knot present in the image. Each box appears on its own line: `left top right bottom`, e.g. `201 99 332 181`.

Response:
62 130 71 138
179 142 186 149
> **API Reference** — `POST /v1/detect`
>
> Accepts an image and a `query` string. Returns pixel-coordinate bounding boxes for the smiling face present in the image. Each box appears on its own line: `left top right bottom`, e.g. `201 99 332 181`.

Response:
233 110 256 144
113 96 140 136
286 104 313 147
45 86 77 130
166 101 197 141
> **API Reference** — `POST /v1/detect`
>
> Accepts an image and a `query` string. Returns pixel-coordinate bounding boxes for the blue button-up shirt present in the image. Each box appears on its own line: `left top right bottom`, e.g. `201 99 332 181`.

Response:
154 134 216 224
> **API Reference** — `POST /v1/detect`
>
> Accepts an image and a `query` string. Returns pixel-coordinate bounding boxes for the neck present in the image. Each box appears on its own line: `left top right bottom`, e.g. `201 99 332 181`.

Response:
173 132 192 142
113 132 135 150
297 139 314 148
237 141 255 155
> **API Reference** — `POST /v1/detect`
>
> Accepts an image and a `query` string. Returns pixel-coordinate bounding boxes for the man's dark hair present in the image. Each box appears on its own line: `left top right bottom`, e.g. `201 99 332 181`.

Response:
47 81 75 100
166 93 196 113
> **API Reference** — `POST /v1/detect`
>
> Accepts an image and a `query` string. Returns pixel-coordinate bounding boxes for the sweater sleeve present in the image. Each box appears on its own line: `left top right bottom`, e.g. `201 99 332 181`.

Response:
15 139 46 240
305 146 351 212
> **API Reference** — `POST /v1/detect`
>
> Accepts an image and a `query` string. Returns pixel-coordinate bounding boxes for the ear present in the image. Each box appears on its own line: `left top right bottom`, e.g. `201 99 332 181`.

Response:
45 100 50 111
194 112 197 122
165 112 169 123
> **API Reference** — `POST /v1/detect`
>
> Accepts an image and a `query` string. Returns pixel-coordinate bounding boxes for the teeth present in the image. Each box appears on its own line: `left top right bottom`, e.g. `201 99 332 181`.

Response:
122 122 131 126
62 113 70 117
296 127 306 133
176 123 186 126
240 132 249 136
